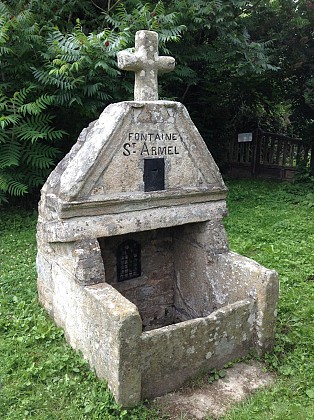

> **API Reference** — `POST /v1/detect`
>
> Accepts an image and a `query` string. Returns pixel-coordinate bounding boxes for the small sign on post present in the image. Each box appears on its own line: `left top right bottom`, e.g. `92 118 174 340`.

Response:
238 132 253 142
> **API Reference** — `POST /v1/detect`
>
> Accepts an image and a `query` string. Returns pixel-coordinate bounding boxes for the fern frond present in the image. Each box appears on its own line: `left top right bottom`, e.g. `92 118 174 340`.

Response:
0 1 10 19
96 91 110 101
0 114 22 129
12 86 34 107
68 96 83 106
0 93 8 111
32 66 79 90
82 83 102 97
0 127 9 143
24 172 46 188
0 45 11 56
174 65 198 79
52 91 73 106
31 67 54 85
0 172 28 196
22 142 60 169
0 190 8 203
14 115 66 143
154 0 166 16
0 141 21 168
18 94 56 116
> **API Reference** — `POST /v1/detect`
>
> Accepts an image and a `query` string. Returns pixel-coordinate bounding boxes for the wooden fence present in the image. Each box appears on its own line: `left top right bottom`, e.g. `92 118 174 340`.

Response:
225 129 313 180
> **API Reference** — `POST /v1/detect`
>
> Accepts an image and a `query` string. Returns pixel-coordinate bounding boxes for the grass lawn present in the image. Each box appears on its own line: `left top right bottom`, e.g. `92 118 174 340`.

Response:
0 179 313 419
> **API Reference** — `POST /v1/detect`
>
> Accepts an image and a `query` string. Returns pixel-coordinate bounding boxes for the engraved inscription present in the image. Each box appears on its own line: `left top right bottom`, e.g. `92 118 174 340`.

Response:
123 132 181 157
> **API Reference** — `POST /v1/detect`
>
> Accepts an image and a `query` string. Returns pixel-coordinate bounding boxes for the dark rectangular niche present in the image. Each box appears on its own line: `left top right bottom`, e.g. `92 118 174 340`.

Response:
144 158 165 192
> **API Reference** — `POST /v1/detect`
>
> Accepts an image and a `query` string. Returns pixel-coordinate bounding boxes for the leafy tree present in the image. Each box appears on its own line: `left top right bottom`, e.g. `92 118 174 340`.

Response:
153 1 314 166
0 2 66 203
0 0 184 203
210 0 314 140
154 0 279 161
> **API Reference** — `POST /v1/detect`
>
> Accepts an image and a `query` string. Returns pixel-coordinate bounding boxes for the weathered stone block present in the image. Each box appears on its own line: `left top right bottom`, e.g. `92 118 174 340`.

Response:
141 300 254 399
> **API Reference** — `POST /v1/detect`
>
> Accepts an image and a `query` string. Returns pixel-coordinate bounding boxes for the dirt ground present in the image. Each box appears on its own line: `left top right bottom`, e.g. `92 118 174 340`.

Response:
152 360 275 419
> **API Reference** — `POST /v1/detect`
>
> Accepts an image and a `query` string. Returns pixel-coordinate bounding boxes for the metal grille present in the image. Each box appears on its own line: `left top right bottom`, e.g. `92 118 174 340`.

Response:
117 240 141 281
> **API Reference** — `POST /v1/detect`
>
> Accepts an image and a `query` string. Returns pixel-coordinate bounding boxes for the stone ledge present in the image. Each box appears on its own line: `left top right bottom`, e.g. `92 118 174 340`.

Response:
39 200 228 243
57 187 227 219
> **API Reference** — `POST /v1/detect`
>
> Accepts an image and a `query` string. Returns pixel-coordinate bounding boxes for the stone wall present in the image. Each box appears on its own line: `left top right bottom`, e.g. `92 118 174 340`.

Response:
98 229 175 330
37 250 142 407
173 221 229 321
215 252 279 353
141 299 254 399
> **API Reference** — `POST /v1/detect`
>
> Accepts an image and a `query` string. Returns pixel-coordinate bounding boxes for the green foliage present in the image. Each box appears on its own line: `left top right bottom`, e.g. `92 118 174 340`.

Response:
6 0 104 32
1 0 313 205
0 0 185 203
32 23 125 111
145 0 281 161
0 2 66 203
239 0 314 140
105 1 185 47
0 85 65 202
223 179 314 419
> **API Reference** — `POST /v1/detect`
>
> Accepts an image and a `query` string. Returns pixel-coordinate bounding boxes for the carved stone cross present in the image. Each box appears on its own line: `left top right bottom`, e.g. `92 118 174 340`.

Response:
117 30 175 101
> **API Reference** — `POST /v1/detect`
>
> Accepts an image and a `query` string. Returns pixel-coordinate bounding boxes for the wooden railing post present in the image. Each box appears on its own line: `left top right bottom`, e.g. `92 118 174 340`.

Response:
310 145 314 175
252 129 261 177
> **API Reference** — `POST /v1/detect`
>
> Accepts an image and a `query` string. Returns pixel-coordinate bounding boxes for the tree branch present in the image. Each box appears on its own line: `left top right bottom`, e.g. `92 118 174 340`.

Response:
90 0 106 13
181 84 191 102
108 0 123 13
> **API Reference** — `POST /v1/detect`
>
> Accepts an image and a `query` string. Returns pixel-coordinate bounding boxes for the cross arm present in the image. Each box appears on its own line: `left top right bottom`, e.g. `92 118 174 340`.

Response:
117 50 143 72
157 56 175 73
